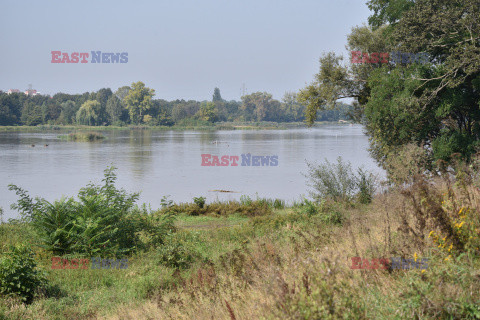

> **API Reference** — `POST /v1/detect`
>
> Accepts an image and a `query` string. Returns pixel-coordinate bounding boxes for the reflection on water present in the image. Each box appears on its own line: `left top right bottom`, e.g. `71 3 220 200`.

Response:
0 125 384 219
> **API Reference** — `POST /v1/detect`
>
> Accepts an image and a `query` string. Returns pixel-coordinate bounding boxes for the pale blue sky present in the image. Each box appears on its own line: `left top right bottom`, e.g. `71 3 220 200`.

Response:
0 0 371 101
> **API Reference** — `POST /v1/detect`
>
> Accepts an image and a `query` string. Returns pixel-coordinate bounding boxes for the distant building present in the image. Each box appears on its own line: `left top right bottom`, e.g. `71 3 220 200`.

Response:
24 89 39 96
7 89 20 94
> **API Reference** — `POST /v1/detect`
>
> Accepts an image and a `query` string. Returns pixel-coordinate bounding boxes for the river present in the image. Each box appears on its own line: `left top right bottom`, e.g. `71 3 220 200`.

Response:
0 124 383 220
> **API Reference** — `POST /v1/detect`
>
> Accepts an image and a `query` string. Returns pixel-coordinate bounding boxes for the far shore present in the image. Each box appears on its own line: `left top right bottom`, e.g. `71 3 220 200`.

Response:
0 121 353 132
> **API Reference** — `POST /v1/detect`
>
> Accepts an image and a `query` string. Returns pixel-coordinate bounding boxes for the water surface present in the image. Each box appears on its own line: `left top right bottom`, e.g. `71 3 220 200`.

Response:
0 124 383 220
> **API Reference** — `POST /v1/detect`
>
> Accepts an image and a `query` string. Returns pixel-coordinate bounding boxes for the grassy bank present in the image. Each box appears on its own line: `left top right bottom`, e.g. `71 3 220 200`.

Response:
0 121 346 133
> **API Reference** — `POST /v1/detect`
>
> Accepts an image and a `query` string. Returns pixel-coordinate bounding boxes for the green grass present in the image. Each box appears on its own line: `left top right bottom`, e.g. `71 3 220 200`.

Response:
174 213 249 229
1 188 479 319
58 132 105 141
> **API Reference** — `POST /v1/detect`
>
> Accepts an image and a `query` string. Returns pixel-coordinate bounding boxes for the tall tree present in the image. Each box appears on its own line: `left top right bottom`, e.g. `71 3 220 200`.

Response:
106 95 123 124
115 86 131 104
21 101 43 126
241 92 279 122
282 92 305 122
123 82 155 124
299 0 480 168
95 88 113 124
212 87 223 102
60 100 77 124
76 100 101 126
196 102 218 122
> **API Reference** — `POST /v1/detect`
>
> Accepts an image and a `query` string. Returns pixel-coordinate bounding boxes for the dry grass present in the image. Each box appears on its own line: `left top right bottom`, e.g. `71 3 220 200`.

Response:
101 174 480 320
2 166 480 319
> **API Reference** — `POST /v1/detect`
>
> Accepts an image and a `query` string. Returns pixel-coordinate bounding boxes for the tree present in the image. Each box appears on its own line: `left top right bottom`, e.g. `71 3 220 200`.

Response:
76 100 101 126
196 102 218 122
21 101 43 126
299 0 480 167
212 87 223 102
172 104 188 123
281 92 305 122
115 86 131 101
123 82 155 124
0 93 25 125
106 95 123 124
366 0 415 29
95 88 112 124
366 0 480 164
60 100 77 124
241 92 280 122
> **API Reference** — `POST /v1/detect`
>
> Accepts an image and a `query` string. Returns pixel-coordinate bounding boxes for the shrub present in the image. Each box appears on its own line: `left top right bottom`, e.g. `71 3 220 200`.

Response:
8 167 175 257
240 195 253 206
155 236 199 269
272 199 285 209
296 198 318 216
193 196 206 209
318 208 344 225
62 132 105 141
357 168 377 204
0 244 47 303
306 157 377 203
306 157 357 202
256 198 285 209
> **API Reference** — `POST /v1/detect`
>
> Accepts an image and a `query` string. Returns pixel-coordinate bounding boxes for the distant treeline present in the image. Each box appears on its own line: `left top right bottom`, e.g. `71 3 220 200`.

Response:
0 82 352 126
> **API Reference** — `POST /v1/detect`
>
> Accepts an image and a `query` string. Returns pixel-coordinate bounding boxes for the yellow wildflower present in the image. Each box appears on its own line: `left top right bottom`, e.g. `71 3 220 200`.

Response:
414 252 418 262
421 269 426 273
445 255 451 261
458 221 465 228
459 208 463 214
428 231 434 238
442 236 447 242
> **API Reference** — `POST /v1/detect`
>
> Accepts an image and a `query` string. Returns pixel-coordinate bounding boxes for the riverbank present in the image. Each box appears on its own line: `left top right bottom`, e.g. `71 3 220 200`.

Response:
0 173 479 319
0 121 349 133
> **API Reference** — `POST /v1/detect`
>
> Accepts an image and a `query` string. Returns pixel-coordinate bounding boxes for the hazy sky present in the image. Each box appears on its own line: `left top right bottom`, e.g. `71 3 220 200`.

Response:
0 0 371 101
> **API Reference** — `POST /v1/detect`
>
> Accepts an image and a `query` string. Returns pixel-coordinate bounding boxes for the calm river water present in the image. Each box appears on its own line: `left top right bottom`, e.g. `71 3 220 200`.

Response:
0 124 383 220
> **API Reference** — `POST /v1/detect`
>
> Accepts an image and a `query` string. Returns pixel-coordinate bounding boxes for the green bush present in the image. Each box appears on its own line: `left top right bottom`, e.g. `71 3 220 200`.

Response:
357 168 376 204
306 157 377 203
240 195 253 206
193 196 206 209
256 198 286 209
272 199 286 209
155 236 199 269
306 157 357 202
8 167 175 257
59 132 105 141
0 244 46 303
297 199 319 216
318 209 344 224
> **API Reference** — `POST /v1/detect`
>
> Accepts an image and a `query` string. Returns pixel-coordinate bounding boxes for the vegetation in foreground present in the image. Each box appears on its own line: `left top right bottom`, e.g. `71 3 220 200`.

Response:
0 155 479 319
